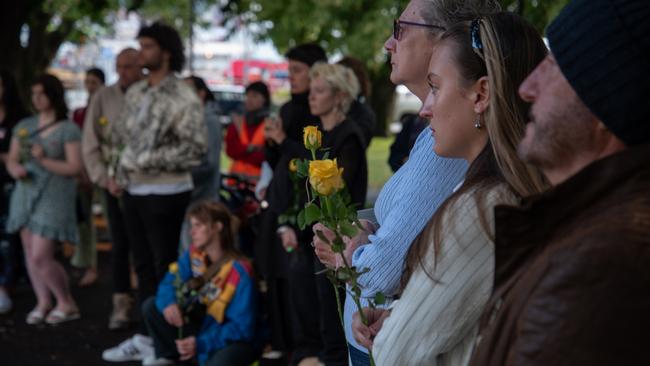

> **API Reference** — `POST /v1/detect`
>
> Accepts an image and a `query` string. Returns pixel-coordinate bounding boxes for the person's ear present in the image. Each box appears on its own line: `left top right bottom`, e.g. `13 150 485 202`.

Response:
472 76 490 114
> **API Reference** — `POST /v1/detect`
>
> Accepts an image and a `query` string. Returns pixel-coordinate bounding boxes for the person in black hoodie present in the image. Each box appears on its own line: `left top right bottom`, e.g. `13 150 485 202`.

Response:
258 43 327 365
306 62 367 366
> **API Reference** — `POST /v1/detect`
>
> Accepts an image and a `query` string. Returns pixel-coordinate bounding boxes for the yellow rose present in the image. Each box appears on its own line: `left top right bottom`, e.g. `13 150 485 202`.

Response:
168 262 179 274
98 116 109 126
17 128 29 138
303 126 322 150
309 159 345 196
289 159 298 173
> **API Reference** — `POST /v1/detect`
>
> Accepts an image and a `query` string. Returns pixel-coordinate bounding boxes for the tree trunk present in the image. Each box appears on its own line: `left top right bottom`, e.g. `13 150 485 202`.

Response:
0 2 76 103
368 62 395 137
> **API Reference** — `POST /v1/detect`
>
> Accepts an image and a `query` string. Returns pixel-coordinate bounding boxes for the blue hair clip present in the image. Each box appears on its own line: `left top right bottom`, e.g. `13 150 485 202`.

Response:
470 18 483 52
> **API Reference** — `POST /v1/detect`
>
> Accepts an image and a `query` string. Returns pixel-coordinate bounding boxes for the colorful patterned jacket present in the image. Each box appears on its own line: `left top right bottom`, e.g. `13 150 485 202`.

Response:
110 75 207 185
155 246 258 364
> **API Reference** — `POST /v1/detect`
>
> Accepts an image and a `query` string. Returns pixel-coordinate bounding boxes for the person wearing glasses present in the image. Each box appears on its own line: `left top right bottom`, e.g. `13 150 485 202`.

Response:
311 1 499 365
351 13 549 365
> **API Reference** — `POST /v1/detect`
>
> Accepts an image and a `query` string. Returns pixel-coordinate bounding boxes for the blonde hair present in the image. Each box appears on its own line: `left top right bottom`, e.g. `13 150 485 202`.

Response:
309 62 360 114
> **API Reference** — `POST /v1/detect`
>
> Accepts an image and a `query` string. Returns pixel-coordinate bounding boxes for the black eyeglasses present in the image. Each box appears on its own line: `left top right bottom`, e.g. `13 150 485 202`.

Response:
470 18 484 58
393 19 446 40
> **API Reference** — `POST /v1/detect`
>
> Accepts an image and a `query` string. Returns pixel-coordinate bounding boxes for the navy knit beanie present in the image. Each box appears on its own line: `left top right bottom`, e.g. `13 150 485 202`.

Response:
547 0 650 146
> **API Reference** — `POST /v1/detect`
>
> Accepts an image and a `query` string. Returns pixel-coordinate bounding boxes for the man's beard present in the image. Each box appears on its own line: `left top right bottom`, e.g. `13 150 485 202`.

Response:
518 96 597 171
143 58 163 72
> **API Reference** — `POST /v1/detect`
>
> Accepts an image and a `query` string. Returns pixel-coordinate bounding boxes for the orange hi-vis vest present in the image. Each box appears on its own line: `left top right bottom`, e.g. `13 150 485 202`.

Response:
229 120 266 181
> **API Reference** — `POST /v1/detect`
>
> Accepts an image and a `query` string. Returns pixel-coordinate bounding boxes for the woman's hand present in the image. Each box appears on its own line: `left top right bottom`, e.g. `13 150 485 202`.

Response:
352 307 391 349
264 117 286 145
106 177 123 197
175 336 197 361
8 163 28 180
312 220 375 269
162 304 184 327
31 144 45 162
278 226 298 253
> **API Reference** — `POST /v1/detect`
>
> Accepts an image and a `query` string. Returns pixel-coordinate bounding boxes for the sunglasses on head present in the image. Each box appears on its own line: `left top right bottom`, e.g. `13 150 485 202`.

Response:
393 19 446 40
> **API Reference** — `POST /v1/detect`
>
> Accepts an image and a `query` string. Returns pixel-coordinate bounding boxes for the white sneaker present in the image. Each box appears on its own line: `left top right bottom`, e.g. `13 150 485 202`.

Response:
0 290 12 314
142 355 174 366
102 334 154 362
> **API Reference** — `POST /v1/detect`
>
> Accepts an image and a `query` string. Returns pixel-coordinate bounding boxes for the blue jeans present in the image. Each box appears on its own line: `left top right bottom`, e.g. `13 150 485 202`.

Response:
348 343 370 366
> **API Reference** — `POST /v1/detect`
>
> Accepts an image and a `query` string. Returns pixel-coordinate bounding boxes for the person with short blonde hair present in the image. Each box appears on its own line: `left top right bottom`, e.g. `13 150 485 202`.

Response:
309 62 360 116
281 61 369 365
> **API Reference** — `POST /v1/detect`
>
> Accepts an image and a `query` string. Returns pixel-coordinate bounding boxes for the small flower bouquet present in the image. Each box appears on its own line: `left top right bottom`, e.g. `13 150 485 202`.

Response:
17 128 32 182
97 116 124 178
168 262 192 338
294 126 384 365
278 159 302 227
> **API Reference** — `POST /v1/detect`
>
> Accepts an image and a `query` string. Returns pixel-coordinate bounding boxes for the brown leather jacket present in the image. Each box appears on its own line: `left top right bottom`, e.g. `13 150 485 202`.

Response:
470 144 650 366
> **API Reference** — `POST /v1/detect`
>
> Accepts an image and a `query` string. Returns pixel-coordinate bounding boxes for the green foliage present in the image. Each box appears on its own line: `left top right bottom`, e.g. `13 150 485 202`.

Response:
232 0 399 74
501 0 570 33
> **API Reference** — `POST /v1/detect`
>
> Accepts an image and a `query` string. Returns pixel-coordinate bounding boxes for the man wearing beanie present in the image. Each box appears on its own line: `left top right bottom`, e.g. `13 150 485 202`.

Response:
470 0 650 365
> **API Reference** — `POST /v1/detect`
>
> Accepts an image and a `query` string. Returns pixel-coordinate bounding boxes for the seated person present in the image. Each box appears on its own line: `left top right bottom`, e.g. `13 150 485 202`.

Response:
141 200 261 366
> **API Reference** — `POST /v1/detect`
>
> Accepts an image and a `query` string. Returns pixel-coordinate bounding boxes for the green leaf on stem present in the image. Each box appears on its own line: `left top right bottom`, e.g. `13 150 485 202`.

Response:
336 202 349 220
297 209 306 230
332 236 345 253
304 203 321 225
297 159 309 178
336 268 351 281
374 292 386 306
315 230 331 245
339 221 358 237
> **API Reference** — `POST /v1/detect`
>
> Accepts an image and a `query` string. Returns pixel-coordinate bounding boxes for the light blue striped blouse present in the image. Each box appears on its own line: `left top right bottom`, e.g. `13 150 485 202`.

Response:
345 127 467 352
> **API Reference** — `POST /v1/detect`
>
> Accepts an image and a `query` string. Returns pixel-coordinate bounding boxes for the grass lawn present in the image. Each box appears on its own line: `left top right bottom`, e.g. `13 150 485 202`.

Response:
366 136 395 193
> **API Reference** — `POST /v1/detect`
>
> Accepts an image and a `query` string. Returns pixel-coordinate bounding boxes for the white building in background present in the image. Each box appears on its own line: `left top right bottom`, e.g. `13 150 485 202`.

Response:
54 7 284 110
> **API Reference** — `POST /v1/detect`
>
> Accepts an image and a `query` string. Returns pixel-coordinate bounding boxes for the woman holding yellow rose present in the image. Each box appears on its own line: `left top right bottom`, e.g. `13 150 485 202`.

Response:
140 200 261 366
6 74 83 325
279 62 368 366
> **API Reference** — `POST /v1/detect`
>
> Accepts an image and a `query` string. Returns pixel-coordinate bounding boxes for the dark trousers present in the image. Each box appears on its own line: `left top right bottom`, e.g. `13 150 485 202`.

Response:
314 261 347 366
104 190 132 294
287 245 348 366
142 297 259 365
0 227 21 288
287 245 321 365
122 191 191 322
0 186 22 288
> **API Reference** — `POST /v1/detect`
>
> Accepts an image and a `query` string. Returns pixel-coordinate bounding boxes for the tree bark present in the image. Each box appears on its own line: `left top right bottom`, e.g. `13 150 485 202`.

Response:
0 2 79 103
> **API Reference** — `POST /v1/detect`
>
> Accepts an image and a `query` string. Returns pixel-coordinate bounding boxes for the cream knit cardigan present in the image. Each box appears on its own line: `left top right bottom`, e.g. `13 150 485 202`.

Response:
373 185 515 366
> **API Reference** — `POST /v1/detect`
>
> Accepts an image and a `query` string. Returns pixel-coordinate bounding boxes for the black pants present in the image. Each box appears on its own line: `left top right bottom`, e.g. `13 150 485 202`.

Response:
287 243 348 366
122 191 191 321
287 245 321 365
0 186 22 288
314 260 348 366
104 190 131 294
142 297 260 365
